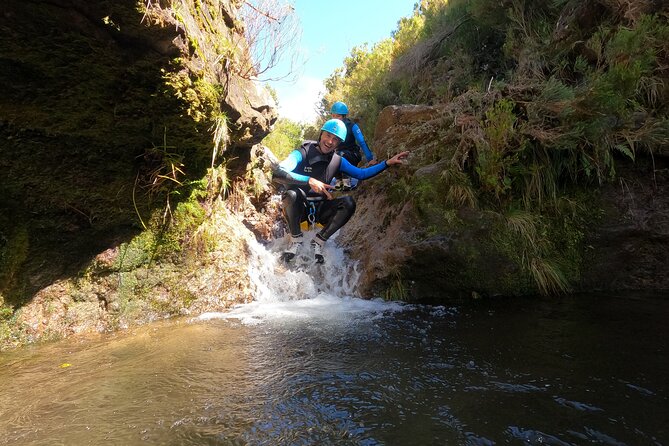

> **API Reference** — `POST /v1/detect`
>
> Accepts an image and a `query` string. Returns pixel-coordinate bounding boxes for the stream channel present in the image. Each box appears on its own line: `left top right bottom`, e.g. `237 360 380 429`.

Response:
1 233 667 445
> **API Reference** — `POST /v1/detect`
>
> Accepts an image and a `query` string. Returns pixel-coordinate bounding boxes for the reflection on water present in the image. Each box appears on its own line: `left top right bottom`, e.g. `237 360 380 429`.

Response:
1 293 668 445
1 235 667 444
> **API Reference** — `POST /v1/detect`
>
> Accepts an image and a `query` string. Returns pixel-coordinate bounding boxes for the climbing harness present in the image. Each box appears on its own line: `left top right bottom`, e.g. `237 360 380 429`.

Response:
300 196 324 232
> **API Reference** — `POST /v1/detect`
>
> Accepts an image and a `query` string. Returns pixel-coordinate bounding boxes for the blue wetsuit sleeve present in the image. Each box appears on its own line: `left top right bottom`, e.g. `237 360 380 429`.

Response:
340 157 387 180
272 150 311 185
352 123 374 161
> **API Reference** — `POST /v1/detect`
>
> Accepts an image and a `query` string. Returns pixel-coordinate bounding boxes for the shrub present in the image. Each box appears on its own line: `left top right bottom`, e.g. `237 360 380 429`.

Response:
262 118 305 160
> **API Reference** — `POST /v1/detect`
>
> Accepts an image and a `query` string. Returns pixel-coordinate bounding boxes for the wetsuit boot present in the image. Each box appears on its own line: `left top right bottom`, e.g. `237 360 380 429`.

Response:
311 235 326 264
282 234 303 262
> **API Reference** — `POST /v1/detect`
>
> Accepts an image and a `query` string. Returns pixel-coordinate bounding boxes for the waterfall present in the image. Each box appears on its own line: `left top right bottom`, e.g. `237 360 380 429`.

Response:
248 231 362 301
199 230 405 324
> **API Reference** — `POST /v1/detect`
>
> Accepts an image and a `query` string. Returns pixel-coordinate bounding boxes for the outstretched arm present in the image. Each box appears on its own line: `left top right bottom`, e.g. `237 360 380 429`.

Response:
340 151 410 180
386 151 410 166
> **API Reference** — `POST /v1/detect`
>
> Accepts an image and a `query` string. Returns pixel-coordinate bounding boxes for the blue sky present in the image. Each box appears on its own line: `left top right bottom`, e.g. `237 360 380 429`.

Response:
265 1 416 123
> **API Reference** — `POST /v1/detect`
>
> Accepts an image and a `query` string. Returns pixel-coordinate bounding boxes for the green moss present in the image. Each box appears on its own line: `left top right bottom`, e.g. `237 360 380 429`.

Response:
0 321 10 344
177 287 197 308
0 305 13 321
111 270 149 326
154 197 208 259
114 232 157 272
163 71 226 123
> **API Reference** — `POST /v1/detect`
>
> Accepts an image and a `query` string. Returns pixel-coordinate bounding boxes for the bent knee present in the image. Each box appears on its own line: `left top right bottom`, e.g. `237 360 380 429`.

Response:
282 189 300 205
340 196 356 213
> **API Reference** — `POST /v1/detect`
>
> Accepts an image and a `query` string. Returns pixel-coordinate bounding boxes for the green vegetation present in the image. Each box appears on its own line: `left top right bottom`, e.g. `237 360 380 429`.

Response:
263 118 305 159
384 272 409 301
324 0 669 295
263 118 320 160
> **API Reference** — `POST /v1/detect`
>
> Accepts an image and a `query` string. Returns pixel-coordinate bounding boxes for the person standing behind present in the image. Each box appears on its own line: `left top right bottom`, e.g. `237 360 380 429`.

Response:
330 101 377 190
273 119 409 264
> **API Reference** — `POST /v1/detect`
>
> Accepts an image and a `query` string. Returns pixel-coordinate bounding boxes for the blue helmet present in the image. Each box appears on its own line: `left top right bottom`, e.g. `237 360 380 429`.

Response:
330 101 349 115
320 119 347 141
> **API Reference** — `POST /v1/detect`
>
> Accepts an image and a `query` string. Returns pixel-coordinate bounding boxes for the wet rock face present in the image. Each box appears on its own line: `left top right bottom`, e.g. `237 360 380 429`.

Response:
0 0 275 302
223 76 277 148
1 0 275 144
580 159 669 291
340 104 669 302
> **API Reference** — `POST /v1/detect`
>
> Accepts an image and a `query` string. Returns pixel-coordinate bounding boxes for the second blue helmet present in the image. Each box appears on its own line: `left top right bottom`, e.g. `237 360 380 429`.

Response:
320 119 347 141
330 101 349 115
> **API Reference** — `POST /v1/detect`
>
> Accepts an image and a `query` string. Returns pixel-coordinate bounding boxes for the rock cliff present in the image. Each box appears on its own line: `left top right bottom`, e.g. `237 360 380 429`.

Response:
0 0 277 347
340 104 669 302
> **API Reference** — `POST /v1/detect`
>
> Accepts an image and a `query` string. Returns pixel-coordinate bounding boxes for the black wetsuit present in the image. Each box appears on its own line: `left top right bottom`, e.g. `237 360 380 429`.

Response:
273 141 388 240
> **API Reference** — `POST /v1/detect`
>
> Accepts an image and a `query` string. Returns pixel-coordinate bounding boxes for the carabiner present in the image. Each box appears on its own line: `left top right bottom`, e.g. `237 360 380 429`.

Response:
307 202 316 229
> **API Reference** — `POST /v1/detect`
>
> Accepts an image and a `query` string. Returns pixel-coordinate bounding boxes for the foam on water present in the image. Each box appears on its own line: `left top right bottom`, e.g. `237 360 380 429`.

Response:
198 230 407 324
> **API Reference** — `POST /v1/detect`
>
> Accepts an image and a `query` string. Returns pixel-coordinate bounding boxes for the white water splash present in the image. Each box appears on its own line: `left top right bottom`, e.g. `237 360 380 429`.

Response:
199 230 406 325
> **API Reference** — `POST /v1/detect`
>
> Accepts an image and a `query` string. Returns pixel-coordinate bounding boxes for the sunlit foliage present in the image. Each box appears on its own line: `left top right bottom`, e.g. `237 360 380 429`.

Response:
262 118 306 160
321 0 669 294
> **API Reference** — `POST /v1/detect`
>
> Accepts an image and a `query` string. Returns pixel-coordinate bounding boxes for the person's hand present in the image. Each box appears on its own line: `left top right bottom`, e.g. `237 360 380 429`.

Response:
387 151 410 166
308 177 335 200
367 159 379 166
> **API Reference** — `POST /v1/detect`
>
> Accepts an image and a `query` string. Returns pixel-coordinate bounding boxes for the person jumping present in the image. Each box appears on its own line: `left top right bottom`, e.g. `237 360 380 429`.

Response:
273 118 408 263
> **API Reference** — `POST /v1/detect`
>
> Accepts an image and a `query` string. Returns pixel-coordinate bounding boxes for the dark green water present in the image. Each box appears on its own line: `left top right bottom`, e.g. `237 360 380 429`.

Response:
1 293 667 445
